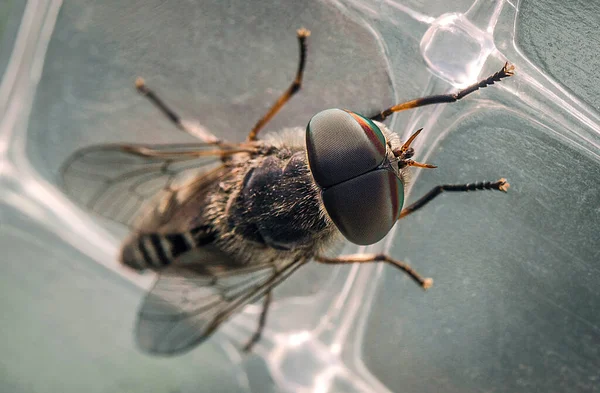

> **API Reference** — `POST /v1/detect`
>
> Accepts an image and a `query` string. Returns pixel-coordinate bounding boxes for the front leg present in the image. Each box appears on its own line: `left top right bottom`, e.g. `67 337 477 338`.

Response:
371 63 514 122
399 178 510 219
316 254 433 289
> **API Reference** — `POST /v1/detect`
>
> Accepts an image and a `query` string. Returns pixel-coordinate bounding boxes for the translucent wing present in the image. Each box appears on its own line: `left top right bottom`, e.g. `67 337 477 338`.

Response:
137 247 307 355
60 143 230 229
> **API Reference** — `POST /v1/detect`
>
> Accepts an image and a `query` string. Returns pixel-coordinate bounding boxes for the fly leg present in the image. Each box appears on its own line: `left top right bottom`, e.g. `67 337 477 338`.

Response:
134 78 222 144
315 179 510 290
242 290 272 352
316 254 433 289
247 28 310 141
399 178 510 220
370 63 514 122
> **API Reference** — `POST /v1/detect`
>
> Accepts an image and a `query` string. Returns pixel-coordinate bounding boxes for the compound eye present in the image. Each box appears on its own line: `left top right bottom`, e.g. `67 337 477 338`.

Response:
306 108 387 188
322 169 404 245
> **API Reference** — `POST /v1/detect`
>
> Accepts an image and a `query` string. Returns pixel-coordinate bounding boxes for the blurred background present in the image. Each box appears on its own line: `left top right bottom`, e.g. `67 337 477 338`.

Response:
1 0 599 392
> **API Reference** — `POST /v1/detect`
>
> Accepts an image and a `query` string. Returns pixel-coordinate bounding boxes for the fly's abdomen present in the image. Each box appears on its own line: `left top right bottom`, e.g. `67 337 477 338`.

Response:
120 226 215 270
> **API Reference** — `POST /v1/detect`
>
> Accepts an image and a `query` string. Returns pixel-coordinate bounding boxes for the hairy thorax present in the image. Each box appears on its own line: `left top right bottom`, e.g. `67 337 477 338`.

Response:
205 128 339 265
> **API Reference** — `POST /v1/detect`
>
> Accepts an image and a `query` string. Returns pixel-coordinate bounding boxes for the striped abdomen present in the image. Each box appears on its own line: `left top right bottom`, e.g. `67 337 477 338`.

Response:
120 225 214 270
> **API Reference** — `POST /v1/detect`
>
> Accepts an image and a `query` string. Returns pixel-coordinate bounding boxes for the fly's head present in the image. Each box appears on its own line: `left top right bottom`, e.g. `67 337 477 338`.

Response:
305 108 434 245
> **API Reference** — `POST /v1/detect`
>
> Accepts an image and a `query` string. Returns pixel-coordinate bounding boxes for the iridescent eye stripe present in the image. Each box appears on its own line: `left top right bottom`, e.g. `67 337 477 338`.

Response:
387 172 401 219
345 110 387 156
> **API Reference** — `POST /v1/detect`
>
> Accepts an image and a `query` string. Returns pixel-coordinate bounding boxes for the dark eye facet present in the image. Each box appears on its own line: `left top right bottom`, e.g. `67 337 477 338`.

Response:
321 169 404 245
306 108 387 188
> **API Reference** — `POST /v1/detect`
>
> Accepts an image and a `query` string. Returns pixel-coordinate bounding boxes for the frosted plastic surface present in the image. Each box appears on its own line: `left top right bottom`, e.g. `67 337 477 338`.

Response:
1 1 599 392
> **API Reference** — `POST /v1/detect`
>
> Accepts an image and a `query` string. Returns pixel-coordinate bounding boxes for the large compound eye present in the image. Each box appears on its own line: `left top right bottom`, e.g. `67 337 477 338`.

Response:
322 169 404 245
306 108 387 188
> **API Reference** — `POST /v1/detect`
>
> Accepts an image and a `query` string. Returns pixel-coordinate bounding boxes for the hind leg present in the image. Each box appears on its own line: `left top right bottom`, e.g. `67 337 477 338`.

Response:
242 290 272 352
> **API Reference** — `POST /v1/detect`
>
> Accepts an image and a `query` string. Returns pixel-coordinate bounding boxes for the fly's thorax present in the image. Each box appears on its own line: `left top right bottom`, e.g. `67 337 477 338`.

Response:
204 143 336 260
261 127 306 150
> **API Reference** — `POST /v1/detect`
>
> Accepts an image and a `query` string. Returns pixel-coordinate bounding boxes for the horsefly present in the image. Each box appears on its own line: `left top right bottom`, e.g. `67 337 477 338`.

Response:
60 28 513 355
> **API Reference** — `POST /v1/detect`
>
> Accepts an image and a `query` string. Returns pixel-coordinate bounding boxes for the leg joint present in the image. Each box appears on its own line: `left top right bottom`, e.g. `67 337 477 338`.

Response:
290 81 302 94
